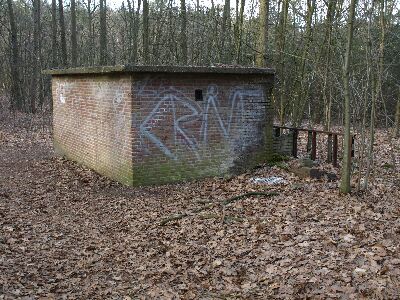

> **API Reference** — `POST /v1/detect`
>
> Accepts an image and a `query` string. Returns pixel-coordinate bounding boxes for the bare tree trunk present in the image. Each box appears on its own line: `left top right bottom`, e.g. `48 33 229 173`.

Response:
32 0 42 112
293 0 315 126
180 0 188 65
255 0 269 67
127 0 141 63
395 88 400 138
363 71 376 190
6 0 23 111
58 0 68 66
340 0 357 194
142 0 150 64
277 0 289 125
357 3 373 191
71 0 78 66
99 0 108 65
364 0 386 190
322 0 337 131
234 0 245 64
83 0 96 65
51 0 58 67
220 0 230 62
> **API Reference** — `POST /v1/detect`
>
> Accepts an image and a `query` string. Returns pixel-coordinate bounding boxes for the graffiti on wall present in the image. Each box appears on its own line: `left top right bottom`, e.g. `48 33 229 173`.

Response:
134 78 266 161
56 82 72 104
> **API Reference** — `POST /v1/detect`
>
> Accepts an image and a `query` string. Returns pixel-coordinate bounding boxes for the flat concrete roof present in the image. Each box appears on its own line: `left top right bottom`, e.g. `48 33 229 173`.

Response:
43 65 275 76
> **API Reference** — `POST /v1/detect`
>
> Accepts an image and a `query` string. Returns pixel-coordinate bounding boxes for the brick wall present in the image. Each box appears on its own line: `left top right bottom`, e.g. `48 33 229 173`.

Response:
131 73 273 185
52 71 274 186
52 74 133 184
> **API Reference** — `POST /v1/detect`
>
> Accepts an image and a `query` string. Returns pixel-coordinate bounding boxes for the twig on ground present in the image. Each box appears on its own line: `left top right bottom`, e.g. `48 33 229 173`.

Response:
160 192 278 226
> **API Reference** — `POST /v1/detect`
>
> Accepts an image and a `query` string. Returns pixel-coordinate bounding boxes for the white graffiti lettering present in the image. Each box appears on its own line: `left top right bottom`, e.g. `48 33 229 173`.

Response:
135 79 265 161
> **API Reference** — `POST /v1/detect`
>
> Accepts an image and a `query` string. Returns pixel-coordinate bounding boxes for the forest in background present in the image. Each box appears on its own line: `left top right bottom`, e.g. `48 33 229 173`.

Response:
0 0 398 128
1 1 400 298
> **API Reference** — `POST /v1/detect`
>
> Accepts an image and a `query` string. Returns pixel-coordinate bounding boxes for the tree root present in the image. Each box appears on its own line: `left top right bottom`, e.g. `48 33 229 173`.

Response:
159 192 278 226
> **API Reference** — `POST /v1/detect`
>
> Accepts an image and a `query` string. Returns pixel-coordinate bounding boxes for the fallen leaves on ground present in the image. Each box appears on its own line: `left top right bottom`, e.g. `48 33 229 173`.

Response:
0 119 399 299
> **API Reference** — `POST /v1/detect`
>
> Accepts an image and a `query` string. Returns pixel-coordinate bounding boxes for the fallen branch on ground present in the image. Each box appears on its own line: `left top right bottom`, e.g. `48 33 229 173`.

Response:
160 192 278 226
222 192 279 205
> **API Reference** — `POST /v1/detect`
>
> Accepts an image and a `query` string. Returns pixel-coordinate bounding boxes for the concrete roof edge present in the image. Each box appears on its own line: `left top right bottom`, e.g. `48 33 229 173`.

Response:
42 65 275 76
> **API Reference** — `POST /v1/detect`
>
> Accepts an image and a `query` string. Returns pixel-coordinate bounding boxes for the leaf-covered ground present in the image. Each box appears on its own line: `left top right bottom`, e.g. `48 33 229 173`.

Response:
1 117 399 299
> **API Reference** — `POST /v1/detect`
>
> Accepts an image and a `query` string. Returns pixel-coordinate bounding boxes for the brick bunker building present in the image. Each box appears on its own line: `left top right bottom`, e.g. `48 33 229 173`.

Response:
45 65 275 186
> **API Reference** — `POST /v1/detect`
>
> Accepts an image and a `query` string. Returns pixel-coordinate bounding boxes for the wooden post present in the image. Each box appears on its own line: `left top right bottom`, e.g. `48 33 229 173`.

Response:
292 129 298 158
327 133 333 163
311 131 317 160
333 134 338 167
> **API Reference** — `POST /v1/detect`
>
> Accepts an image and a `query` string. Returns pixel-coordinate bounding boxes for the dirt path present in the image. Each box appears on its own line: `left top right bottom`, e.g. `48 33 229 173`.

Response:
1 122 399 299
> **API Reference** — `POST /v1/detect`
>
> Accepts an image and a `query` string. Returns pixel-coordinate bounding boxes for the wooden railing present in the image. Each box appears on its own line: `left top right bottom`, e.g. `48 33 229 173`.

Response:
273 125 355 167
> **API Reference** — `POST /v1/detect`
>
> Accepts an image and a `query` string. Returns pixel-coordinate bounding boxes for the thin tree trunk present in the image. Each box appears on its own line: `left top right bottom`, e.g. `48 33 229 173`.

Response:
277 0 289 125
51 0 58 67
84 0 95 65
255 0 269 67
127 0 141 63
357 3 373 191
364 0 386 190
235 0 245 64
395 88 400 138
322 0 337 131
293 0 315 126
58 0 68 66
142 0 150 64
71 0 78 66
363 71 376 190
220 0 230 62
32 0 41 112
7 0 22 111
180 0 188 65
340 0 357 194
99 0 108 65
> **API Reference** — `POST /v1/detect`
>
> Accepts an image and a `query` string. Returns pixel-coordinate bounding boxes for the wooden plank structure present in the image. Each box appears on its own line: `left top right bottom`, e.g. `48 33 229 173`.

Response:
273 125 355 167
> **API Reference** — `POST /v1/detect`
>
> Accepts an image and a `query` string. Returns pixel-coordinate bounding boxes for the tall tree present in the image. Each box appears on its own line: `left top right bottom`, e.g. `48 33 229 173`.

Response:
220 0 230 62
83 0 96 65
321 0 337 131
234 0 245 63
255 0 269 67
395 88 400 138
179 0 188 65
32 0 42 111
126 0 141 63
363 0 387 190
58 0 68 66
99 0 108 65
340 0 357 194
292 0 315 126
6 0 22 110
51 0 58 67
142 0 149 64
276 0 289 125
71 0 78 66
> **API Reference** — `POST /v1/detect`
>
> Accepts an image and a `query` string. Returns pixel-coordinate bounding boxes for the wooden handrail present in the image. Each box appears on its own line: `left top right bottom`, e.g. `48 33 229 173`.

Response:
273 125 356 167
273 125 356 137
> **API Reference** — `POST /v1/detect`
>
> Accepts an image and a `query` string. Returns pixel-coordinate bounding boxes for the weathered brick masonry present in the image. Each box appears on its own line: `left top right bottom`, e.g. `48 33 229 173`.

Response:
46 66 275 186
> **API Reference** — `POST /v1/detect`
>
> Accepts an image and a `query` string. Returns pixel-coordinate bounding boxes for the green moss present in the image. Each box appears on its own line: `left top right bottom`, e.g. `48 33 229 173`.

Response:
55 136 279 187
53 137 134 186
268 153 290 164
132 158 223 186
